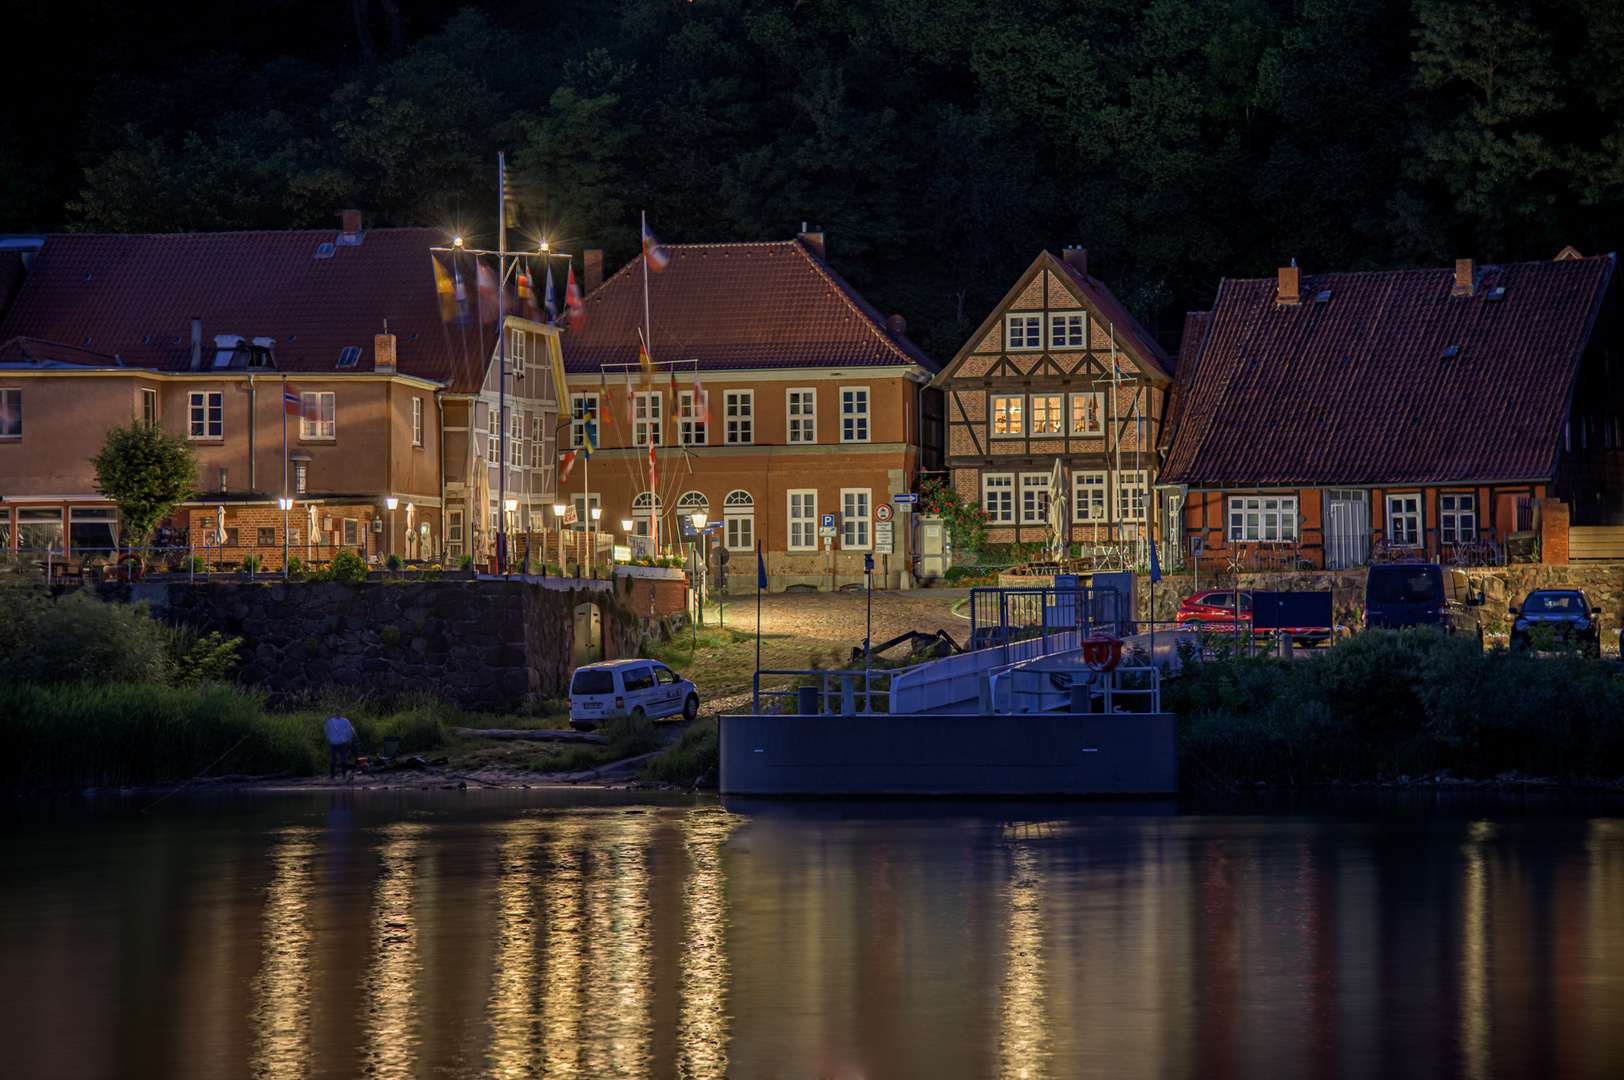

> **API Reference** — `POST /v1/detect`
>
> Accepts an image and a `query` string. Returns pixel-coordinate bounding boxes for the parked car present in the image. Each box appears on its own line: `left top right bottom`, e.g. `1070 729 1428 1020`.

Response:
1173 590 1332 646
1509 589 1602 654
568 659 700 731
1363 563 1484 647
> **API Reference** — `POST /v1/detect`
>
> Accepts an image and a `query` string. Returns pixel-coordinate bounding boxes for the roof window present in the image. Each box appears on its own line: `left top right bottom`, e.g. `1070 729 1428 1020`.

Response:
1487 286 1506 301
337 346 361 368
1315 290 1332 303
1442 345 1460 359
314 243 336 259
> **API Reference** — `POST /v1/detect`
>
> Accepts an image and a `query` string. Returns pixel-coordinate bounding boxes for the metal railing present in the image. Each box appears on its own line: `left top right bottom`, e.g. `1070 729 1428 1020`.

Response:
751 669 892 714
968 585 1131 656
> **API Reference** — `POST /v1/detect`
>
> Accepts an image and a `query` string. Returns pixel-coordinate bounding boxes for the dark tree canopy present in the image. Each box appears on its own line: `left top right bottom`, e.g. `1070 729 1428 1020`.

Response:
88 421 200 547
5 0 1622 359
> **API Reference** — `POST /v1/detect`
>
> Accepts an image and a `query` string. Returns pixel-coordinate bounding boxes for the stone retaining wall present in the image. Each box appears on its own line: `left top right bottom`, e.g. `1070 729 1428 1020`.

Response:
95 579 650 709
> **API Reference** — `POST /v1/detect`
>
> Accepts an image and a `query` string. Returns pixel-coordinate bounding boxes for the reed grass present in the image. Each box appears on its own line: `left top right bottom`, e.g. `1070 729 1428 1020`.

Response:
641 718 719 785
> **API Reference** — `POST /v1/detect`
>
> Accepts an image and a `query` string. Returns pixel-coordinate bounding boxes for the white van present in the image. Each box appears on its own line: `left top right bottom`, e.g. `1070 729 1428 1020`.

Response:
568 659 700 731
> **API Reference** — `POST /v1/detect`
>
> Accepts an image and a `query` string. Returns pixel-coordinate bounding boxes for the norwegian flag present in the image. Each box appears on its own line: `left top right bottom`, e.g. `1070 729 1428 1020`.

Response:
692 373 711 424
282 381 306 417
642 215 669 272
558 448 578 484
565 262 585 329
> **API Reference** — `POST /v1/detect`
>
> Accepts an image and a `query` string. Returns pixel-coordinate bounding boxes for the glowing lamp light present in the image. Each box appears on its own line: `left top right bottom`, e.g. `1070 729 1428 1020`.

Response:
504 498 518 512
385 497 398 511
621 519 634 532
277 497 294 511
452 235 463 248
690 512 708 530
552 503 567 518
590 507 603 522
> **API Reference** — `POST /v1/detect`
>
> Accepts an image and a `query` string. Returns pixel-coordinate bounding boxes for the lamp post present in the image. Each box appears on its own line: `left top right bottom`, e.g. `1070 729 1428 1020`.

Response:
621 518 635 563
504 499 518 576
385 497 398 561
691 511 708 627
552 503 567 575
278 497 294 578
590 506 603 577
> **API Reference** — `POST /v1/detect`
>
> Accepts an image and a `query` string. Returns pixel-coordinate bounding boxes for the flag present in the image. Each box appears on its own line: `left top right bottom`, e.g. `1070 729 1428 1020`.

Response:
599 367 615 428
670 368 680 407
692 372 711 424
637 327 653 381
546 333 569 418
543 263 558 324
565 263 585 329
432 256 459 323
642 216 670 272
283 382 302 416
624 370 635 427
757 542 767 589
1149 538 1162 583
517 260 539 321
558 448 578 484
476 259 499 324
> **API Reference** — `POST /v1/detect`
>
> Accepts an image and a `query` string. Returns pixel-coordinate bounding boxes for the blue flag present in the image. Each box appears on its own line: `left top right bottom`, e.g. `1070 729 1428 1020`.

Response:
1149 540 1162 583
543 264 557 325
757 542 767 589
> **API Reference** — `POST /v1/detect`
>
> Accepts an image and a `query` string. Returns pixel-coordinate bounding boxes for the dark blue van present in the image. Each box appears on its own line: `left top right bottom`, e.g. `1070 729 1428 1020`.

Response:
1363 563 1485 645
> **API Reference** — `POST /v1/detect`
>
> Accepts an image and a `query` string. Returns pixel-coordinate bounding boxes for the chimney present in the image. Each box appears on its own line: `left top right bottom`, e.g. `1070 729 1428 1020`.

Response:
1277 262 1300 305
1063 246 1088 277
886 314 908 337
1454 258 1475 295
375 322 397 373
190 317 203 370
584 249 603 294
798 230 825 263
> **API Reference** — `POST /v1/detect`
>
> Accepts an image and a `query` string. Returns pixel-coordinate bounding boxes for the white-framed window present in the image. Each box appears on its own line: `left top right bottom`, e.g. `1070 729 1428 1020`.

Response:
1388 495 1421 546
0 388 19 439
725 391 753 444
294 461 308 494
724 489 754 549
510 328 525 376
570 393 598 448
1050 312 1086 348
632 491 662 536
188 391 222 439
1030 394 1062 434
787 388 816 443
676 491 709 534
299 392 336 440
840 387 869 442
412 397 423 446
788 489 818 550
1006 313 1043 350
1070 392 1104 436
508 411 523 467
141 388 158 426
841 489 870 548
634 391 662 446
571 492 600 531
446 510 463 557
486 409 500 464
991 395 1024 437
679 391 706 445
1116 470 1149 522
1074 472 1107 522
530 415 545 467
983 473 1015 523
343 518 360 547
1020 473 1051 523
1441 494 1476 544
1227 495 1299 541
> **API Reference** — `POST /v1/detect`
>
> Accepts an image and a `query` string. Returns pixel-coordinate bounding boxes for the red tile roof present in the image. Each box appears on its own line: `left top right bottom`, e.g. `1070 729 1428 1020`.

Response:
1158 310 1211 450
1159 255 1617 486
561 239 938 374
0 336 124 367
0 229 504 392
1051 258 1173 380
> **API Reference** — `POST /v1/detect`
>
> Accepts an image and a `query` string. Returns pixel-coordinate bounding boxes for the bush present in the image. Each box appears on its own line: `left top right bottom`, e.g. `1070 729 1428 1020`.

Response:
241 554 263 573
458 553 474 570
307 549 367 585
287 554 303 573
385 553 402 571
642 718 718 785
3 590 171 685
379 624 401 646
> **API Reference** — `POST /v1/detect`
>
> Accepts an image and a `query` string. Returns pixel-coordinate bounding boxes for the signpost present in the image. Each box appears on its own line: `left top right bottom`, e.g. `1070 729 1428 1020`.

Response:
874 521 894 554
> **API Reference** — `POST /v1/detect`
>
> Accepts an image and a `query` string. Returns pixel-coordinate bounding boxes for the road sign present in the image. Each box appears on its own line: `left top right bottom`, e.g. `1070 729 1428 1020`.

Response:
717 547 730 565
875 503 893 523
874 521 894 554
892 493 918 505
1188 535 1205 557
821 513 836 530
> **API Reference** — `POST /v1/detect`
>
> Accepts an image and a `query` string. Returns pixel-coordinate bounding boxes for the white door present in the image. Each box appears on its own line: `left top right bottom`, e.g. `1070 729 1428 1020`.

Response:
1325 493 1370 569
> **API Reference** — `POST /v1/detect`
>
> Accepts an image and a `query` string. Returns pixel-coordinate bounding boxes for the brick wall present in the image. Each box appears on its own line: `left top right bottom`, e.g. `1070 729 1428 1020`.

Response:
1541 498 1570 564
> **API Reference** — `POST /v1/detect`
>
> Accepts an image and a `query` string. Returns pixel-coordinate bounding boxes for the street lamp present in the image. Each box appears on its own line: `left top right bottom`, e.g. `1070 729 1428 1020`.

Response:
690 512 709 627
385 497 398 561
503 499 519 576
590 506 603 576
278 497 294 578
552 503 567 574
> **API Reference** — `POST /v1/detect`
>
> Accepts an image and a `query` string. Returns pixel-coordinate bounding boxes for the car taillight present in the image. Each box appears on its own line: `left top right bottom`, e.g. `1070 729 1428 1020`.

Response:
615 696 624 708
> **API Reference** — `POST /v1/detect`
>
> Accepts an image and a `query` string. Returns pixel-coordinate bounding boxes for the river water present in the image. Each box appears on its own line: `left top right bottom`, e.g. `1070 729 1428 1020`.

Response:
3 791 1622 1079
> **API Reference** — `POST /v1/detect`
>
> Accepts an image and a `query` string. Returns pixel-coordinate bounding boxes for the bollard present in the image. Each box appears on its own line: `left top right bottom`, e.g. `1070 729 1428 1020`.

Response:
797 685 820 715
1274 633 1292 659
841 675 857 716
1070 680 1092 714
978 673 993 714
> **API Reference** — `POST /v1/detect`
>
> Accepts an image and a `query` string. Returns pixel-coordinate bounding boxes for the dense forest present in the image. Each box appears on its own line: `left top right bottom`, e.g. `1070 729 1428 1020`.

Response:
4 0 1622 358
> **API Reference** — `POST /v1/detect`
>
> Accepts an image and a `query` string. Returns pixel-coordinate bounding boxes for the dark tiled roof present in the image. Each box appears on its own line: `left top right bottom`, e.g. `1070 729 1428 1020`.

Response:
1051 259 1173 380
0 336 124 368
1158 310 1211 450
0 229 503 392
561 239 938 373
1159 256 1616 486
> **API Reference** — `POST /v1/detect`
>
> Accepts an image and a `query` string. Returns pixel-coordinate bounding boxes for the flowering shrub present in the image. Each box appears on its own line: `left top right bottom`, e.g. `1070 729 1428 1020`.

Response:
917 476 990 555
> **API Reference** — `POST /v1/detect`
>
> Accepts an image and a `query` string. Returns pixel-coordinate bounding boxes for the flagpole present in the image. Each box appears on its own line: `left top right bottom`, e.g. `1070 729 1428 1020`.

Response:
282 375 289 579
497 151 509 576
642 210 658 557
755 539 763 694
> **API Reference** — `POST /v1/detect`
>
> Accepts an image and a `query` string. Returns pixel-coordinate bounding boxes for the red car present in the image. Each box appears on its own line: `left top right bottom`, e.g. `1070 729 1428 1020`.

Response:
1174 590 1332 646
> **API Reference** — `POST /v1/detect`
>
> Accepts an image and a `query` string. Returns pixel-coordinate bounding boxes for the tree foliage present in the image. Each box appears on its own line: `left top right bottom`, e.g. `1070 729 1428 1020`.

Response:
88 420 199 547
6 0 1624 357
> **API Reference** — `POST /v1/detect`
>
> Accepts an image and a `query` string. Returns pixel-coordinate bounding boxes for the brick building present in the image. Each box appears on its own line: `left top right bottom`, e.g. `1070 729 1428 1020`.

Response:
559 232 940 591
931 249 1174 556
1158 252 1622 569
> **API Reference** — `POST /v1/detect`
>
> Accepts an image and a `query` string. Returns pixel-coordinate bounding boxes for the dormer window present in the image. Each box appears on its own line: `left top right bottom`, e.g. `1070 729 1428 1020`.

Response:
1006 314 1043 351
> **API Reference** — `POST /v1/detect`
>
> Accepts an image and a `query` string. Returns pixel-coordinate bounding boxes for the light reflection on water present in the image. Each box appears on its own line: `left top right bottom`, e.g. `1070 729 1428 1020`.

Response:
1 795 1623 1079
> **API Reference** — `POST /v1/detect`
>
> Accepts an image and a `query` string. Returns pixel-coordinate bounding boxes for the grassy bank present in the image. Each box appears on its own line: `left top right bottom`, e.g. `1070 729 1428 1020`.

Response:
0 681 447 791
1168 629 1624 787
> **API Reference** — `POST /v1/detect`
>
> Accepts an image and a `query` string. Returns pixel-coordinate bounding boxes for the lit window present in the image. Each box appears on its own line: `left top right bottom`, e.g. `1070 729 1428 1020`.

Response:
983 473 1014 523
991 396 1024 437
299 392 336 439
841 387 869 442
1006 313 1042 350
725 391 753 444
1070 392 1104 436
1030 395 1061 434
787 389 816 443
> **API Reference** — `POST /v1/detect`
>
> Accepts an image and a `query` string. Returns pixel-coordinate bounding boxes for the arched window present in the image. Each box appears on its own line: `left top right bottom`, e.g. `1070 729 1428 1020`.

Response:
675 491 710 535
723 490 754 550
632 491 662 536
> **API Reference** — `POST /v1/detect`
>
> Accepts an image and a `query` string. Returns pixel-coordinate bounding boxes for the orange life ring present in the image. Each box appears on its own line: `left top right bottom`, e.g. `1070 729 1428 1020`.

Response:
1081 632 1123 673
116 552 146 581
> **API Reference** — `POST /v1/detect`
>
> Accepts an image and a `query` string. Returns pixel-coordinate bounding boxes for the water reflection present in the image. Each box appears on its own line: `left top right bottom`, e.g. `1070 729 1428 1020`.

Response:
3 798 1624 1079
